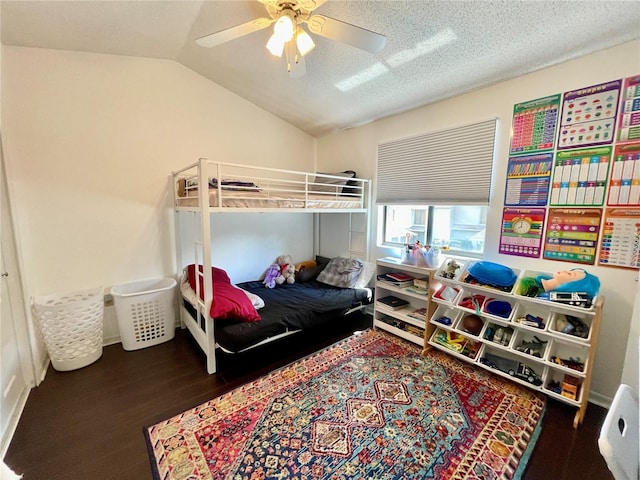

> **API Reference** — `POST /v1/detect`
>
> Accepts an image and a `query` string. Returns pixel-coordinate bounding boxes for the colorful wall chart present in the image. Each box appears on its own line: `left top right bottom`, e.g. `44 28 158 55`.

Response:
504 153 553 206
549 147 611 207
599 208 640 269
543 208 602 264
618 74 640 143
607 142 640 206
558 80 621 150
499 207 546 258
509 94 560 155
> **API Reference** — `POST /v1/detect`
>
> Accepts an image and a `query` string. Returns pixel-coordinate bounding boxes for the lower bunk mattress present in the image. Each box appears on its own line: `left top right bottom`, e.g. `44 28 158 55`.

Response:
182 280 372 353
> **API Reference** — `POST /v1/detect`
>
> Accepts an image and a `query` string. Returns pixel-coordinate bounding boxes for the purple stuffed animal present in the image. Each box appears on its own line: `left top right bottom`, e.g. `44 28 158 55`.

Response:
263 263 281 288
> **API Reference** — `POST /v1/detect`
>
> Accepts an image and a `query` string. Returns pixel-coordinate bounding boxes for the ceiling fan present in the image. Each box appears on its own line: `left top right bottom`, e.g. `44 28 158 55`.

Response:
195 0 386 77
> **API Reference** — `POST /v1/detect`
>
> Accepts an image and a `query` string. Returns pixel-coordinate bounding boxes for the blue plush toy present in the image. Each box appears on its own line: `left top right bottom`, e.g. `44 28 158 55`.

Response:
263 263 281 289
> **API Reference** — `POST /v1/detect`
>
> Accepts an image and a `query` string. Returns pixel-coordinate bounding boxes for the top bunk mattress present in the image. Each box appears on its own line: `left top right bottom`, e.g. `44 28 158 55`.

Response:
176 189 363 209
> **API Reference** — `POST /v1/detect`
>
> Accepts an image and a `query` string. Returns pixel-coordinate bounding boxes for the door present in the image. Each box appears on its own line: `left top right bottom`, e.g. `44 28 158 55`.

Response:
0 134 34 456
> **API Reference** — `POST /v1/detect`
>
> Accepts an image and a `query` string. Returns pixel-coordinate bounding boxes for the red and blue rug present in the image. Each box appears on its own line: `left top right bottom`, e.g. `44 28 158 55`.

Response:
145 329 545 479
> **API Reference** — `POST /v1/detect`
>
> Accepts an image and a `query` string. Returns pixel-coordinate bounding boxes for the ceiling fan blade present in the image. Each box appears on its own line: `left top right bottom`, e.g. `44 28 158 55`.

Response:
297 0 327 11
196 17 273 48
306 14 386 53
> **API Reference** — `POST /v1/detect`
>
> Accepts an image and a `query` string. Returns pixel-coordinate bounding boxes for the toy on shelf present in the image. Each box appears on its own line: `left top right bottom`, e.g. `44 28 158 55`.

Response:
434 316 452 326
483 299 513 318
463 261 518 292
550 356 585 372
561 375 581 400
433 329 479 359
461 314 483 336
515 336 548 357
480 352 543 386
434 284 460 302
514 313 546 329
517 268 600 309
547 380 562 394
484 325 514 346
437 258 467 280
458 294 485 312
553 314 589 339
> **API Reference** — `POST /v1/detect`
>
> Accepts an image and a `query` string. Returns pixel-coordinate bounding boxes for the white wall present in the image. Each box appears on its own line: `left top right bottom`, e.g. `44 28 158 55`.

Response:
621 279 639 393
317 40 640 403
1 46 316 347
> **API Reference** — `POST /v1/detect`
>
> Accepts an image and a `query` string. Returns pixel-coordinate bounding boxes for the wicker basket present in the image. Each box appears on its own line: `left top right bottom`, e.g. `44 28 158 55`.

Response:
31 286 104 371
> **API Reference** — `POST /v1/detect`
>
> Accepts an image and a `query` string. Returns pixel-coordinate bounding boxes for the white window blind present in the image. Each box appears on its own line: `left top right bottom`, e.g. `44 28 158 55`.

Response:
376 118 498 205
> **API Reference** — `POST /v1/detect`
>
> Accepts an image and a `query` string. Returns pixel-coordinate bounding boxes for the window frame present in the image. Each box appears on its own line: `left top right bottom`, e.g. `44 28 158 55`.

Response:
379 204 486 258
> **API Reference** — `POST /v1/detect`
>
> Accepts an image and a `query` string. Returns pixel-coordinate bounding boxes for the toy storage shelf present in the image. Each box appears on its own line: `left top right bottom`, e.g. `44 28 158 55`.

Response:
429 257 604 429
373 257 436 350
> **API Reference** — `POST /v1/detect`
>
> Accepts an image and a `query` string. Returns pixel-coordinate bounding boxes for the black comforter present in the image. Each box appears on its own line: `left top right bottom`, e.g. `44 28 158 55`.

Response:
186 280 371 353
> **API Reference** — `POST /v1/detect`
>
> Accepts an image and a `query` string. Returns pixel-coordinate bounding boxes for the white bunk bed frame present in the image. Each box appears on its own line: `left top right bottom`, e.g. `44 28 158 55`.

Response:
172 158 371 373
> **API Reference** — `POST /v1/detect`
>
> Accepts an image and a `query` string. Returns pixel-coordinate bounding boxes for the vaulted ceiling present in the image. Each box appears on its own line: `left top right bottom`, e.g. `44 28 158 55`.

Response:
3 1 640 137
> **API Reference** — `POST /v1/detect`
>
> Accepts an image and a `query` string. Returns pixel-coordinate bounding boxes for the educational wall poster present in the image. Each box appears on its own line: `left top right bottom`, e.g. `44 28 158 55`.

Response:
618 74 640 143
509 94 560 155
607 142 640 206
599 208 640 269
543 208 602 265
499 207 546 258
504 153 553 206
549 146 611 207
558 79 621 150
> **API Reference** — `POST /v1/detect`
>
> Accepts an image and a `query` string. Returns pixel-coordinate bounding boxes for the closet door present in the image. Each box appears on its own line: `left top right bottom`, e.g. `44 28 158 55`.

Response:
0 136 33 456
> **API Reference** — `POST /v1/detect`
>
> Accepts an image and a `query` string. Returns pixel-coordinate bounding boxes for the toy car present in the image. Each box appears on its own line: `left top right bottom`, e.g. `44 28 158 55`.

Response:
480 352 543 386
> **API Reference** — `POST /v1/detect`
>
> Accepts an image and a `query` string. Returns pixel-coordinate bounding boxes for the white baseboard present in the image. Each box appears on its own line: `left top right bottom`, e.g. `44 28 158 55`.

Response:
588 390 612 409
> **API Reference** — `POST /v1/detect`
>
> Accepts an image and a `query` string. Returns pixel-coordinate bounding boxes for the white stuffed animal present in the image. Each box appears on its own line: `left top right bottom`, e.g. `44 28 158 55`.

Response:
275 254 295 285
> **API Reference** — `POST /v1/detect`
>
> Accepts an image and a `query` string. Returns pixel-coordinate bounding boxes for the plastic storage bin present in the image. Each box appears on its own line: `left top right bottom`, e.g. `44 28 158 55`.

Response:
31 286 104 371
112 277 177 351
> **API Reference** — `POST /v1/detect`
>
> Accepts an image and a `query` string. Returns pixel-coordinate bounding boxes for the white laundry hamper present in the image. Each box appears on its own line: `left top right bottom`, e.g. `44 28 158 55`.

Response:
31 286 104 371
111 277 177 351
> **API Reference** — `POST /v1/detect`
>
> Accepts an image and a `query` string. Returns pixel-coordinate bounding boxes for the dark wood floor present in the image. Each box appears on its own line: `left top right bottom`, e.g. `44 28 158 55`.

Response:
5 313 614 480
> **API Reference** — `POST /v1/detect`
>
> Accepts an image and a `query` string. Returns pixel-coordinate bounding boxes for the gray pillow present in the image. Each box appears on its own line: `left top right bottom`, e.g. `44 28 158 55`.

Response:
317 257 364 288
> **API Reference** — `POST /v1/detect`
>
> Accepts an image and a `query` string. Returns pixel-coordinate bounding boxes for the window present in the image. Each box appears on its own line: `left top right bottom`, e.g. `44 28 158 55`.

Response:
382 205 487 255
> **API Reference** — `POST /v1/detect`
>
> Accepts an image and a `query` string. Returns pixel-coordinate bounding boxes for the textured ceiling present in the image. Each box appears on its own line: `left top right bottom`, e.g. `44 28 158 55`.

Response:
2 1 640 137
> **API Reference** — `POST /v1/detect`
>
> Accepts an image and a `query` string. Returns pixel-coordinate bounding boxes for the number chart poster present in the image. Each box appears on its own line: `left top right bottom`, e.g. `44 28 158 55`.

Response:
543 208 602 265
607 142 640 206
618 74 640 143
509 94 560 155
549 146 611 207
499 207 546 258
504 153 553 206
599 208 640 269
558 79 621 150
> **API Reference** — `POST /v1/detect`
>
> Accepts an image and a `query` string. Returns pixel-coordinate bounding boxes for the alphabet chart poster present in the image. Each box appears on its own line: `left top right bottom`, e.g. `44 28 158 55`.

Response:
558 79 621 150
599 208 640 269
499 207 546 258
543 208 602 265
504 153 553 206
549 146 611 207
607 142 640 206
509 94 560 155
618 74 640 143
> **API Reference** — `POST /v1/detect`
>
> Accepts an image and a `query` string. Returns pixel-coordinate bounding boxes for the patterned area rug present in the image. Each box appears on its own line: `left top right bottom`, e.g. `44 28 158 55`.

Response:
145 329 545 479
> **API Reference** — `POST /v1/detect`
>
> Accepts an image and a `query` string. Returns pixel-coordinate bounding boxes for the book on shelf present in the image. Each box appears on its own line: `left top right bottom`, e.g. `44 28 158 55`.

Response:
404 285 429 296
386 272 415 282
376 295 410 310
407 307 428 321
377 274 414 288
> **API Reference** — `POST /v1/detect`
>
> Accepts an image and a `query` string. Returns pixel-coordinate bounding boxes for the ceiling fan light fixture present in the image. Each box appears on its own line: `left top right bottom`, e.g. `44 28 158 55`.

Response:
266 33 285 57
296 28 315 56
273 12 295 42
